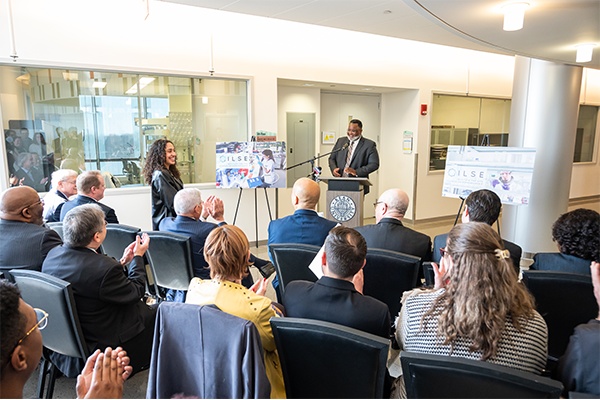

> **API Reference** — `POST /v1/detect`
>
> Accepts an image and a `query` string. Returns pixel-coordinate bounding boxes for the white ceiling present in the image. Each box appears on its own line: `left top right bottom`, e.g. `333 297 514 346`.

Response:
162 0 600 69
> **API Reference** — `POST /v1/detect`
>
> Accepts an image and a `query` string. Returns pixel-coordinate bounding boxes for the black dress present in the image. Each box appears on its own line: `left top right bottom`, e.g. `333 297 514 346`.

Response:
151 168 184 230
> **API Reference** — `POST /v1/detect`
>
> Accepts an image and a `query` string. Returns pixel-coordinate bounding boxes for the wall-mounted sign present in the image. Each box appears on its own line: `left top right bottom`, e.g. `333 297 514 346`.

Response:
322 131 336 144
256 130 276 142
403 130 413 154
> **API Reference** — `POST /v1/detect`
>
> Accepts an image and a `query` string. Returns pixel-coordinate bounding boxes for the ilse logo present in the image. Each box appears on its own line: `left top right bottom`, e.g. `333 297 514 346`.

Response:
220 155 249 163
447 168 484 179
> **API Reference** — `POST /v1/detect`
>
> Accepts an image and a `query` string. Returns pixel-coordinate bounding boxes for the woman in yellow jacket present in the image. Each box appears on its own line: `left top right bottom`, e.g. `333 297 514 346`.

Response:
186 224 286 399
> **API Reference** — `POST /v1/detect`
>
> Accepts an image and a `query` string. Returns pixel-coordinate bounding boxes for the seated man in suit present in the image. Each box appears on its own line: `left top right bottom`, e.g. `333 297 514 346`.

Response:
58 170 119 223
530 208 599 274
14 153 46 192
42 204 154 375
283 226 390 338
0 186 62 271
268 177 338 300
433 189 522 272
355 188 432 279
43 169 78 222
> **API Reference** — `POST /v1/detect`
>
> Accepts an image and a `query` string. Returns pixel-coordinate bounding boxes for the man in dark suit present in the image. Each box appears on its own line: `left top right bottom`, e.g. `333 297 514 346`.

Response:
58 170 119 223
433 189 522 272
42 204 154 374
328 119 379 195
355 188 432 265
14 153 43 191
0 186 62 271
268 178 338 300
283 226 390 338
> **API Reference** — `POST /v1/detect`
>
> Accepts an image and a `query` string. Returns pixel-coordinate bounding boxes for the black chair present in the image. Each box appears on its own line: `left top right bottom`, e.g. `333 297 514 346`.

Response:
522 270 598 361
271 317 389 399
103 223 141 259
144 231 194 302
400 351 563 398
269 243 320 295
46 222 64 240
363 249 421 319
10 269 89 399
422 261 435 287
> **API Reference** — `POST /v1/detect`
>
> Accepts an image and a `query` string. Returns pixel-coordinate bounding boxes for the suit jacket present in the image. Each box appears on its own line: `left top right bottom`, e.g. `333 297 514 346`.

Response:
530 252 591 275
328 136 379 194
356 218 432 261
43 188 69 222
433 231 522 273
283 276 391 338
41 245 153 351
151 169 184 231
59 194 119 223
0 219 63 271
15 168 38 190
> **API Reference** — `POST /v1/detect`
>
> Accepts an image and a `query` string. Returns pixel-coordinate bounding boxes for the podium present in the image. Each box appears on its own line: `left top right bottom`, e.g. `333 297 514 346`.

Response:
320 177 372 228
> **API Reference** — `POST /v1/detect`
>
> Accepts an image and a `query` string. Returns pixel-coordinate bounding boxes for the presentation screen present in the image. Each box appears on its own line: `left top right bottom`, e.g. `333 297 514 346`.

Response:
442 146 537 205
216 141 286 189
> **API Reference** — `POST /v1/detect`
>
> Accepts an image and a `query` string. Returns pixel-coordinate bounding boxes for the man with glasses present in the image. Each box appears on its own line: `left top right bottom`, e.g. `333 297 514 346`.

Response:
0 186 63 271
43 169 78 222
58 170 118 224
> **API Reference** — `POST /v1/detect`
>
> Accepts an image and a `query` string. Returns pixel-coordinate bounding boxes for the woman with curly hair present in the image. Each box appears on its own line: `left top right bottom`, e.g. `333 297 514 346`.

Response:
393 222 547 398
530 208 599 274
143 139 184 230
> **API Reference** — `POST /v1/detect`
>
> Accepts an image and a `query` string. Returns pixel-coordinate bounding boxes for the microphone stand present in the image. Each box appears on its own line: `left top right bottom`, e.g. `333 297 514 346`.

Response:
286 144 348 182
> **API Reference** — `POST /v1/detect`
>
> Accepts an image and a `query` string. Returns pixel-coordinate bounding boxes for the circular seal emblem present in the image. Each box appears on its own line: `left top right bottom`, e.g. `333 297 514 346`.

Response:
330 195 356 222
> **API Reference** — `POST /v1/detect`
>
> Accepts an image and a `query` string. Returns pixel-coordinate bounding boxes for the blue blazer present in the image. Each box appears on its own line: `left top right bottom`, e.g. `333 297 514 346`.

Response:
530 252 592 275
267 209 337 250
59 195 119 223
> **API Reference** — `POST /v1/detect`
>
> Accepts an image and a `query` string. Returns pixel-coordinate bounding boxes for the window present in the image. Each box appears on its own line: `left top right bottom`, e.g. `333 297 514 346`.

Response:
574 105 598 163
429 94 511 171
1 66 248 191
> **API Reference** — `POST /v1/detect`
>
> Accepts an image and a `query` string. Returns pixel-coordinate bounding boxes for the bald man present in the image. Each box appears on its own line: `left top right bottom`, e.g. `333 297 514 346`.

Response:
0 187 62 271
355 188 432 263
268 178 338 300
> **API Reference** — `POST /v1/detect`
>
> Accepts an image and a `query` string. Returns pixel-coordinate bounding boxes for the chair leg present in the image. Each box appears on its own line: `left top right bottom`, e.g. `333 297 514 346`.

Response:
36 357 51 399
44 364 58 399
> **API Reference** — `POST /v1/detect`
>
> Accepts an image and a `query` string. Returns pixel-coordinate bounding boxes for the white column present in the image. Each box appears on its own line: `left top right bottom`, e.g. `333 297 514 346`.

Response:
502 56 582 255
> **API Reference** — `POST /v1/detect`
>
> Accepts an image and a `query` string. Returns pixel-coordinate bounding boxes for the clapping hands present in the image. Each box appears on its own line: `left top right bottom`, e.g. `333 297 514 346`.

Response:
76 347 132 399
201 195 225 223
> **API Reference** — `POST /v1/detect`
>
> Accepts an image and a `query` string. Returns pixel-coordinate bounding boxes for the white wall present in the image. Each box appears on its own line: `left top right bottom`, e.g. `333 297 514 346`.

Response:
0 0 598 227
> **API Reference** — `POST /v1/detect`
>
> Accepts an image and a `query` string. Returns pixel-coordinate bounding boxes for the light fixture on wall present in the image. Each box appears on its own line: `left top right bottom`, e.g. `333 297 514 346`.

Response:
575 43 596 63
501 2 529 31
202 96 209 104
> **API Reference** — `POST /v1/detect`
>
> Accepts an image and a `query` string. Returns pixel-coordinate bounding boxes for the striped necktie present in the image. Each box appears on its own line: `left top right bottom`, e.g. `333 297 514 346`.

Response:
343 141 354 177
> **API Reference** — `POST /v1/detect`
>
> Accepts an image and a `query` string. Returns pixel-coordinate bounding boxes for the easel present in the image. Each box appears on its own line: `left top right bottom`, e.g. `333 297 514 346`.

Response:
232 187 273 248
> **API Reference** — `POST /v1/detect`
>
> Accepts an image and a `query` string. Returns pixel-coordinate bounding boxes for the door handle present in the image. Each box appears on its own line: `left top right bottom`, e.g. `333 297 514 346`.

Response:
290 148 293 153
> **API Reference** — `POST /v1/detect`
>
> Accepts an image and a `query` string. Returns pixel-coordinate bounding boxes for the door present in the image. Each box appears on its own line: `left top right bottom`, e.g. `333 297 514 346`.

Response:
286 113 316 187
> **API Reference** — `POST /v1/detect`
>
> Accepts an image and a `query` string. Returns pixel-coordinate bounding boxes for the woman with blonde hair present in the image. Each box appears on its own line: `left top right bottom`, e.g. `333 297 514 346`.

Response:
186 225 285 399
394 222 547 397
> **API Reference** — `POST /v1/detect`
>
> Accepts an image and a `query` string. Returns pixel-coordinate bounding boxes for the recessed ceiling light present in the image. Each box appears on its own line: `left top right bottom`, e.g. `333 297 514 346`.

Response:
575 43 596 63
501 2 529 31
383 10 392 14
92 81 107 89
303 83 314 86
362 88 374 91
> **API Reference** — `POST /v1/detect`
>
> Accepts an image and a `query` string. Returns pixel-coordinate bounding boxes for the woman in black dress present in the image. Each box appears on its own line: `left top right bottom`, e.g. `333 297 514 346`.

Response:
143 139 184 230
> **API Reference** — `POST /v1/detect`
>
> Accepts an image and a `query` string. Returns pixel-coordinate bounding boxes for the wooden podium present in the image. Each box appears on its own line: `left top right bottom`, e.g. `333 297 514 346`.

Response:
320 177 372 228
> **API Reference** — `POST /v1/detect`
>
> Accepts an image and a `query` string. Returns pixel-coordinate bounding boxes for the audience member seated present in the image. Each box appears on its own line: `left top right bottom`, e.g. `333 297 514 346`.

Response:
268 177 337 300
530 208 599 274
393 222 547 398
0 186 62 271
43 169 78 222
557 261 600 397
58 170 119 223
283 226 391 339
186 225 285 399
0 279 131 399
42 204 154 374
159 188 270 288
355 188 432 261
14 153 46 192
433 189 522 272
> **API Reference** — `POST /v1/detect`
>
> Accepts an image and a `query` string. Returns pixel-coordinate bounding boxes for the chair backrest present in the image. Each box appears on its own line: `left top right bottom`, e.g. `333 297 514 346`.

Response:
400 351 563 398
102 223 141 259
147 302 270 399
363 248 421 318
271 317 389 399
144 231 194 291
523 270 598 360
422 262 434 287
46 221 64 240
10 269 89 360
269 243 320 294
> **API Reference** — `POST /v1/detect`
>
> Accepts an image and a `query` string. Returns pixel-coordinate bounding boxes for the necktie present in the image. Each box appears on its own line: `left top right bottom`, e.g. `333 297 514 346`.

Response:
343 141 354 177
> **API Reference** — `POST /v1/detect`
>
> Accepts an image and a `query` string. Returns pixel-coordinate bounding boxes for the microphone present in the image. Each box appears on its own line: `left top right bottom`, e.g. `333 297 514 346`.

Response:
342 142 349 150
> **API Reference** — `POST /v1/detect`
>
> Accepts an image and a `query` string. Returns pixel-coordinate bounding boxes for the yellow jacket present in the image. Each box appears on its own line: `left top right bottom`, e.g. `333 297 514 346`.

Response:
186 278 286 399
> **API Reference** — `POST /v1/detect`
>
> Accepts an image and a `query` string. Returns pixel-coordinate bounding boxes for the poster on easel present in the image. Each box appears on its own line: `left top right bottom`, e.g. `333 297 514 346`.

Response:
442 146 536 205
216 141 287 189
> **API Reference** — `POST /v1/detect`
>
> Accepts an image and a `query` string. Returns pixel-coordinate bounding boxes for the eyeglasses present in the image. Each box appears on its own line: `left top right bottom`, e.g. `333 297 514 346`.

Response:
5 308 48 367
439 248 448 258
23 198 44 210
373 201 384 208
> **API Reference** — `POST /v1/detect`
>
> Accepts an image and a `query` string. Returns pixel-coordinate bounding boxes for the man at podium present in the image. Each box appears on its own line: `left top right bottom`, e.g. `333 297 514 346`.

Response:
328 119 379 195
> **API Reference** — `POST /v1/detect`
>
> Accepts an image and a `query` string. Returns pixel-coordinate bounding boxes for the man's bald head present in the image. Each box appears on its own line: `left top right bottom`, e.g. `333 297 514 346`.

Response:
376 189 409 223
0 187 44 225
291 178 321 210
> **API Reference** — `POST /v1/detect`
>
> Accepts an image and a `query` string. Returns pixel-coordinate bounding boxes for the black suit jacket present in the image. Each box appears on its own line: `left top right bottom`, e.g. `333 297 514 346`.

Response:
41 246 153 351
433 231 522 273
530 253 591 275
15 168 38 190
355 218 432 261
59 195 119 223
151 169 184 231
283 276 391 338
0 219 63 271
328 136 379 194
